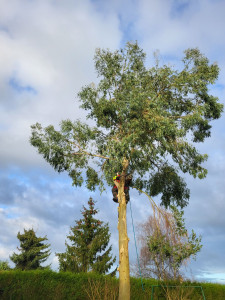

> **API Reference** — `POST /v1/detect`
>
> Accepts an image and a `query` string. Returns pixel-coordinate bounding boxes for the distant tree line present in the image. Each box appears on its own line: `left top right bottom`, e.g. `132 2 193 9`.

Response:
1 197 202 283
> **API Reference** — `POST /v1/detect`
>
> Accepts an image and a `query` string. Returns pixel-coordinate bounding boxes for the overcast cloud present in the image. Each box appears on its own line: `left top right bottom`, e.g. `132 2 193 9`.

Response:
0 0 225 283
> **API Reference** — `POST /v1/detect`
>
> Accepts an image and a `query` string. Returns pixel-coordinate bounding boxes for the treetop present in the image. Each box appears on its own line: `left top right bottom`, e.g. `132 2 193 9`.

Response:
30 42 223 208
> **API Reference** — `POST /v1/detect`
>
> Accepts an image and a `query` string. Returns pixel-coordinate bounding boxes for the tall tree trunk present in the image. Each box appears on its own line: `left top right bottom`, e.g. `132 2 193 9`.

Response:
118 161 130 300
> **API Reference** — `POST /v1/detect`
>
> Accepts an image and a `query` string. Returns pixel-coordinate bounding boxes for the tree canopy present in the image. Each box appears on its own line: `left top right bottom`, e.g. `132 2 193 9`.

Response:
56 197 116 274
30 42 223 208
10 228 51 270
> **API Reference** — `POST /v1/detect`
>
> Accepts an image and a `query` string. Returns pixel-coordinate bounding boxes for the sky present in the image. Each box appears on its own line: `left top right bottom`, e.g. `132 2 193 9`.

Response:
0 0 225 283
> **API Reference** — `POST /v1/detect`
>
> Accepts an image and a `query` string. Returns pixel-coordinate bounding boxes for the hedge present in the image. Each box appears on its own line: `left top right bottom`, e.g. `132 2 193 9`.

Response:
0 270 224 299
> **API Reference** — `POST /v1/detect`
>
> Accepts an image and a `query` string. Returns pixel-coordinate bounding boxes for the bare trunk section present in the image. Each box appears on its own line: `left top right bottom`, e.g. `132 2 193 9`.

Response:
117 160 130 300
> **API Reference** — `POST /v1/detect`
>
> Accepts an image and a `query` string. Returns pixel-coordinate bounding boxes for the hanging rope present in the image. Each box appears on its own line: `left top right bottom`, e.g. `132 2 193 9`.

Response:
129 199 145 291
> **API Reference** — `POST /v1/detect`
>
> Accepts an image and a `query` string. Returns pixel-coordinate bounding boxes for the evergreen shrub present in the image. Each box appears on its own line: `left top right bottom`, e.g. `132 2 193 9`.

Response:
0 270 225 300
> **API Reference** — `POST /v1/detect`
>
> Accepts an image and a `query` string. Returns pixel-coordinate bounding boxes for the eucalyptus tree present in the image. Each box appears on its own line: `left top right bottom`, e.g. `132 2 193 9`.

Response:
30 42 223 300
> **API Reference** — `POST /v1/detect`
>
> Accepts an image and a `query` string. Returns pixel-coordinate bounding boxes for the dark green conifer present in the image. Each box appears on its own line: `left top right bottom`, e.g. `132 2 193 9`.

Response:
57 197 116 274
10 228 51 270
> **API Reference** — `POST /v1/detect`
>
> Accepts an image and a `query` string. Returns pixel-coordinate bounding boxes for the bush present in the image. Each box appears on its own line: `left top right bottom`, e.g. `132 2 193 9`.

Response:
0 270 117 300
0 270 224 300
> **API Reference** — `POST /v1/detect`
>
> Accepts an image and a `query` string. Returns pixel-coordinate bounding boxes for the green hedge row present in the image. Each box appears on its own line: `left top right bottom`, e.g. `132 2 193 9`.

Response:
0 270 224 300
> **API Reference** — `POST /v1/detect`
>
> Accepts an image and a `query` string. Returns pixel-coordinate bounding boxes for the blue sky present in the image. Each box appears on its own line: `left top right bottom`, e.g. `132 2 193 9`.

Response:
0 0 225 283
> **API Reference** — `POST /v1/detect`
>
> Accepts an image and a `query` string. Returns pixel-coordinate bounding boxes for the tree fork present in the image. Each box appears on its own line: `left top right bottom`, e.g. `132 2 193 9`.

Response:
117 160 130 300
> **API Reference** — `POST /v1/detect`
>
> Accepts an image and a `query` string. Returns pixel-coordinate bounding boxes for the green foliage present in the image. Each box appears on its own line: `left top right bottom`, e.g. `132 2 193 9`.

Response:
0 270 94 300
10 228 51 270
56 198 116 275
138 207 202 280
0 270 224 300
30 42 223 208
0 260 11 271
148 166 190 207
149 209 202 279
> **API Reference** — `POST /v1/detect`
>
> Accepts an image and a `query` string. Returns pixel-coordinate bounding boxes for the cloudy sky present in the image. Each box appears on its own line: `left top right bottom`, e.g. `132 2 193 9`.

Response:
0 0 225 283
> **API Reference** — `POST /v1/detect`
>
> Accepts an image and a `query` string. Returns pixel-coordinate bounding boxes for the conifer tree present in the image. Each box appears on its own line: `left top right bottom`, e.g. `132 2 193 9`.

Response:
56 197 116 274
0 260 11 271
10 228 51 270
30 42 223 299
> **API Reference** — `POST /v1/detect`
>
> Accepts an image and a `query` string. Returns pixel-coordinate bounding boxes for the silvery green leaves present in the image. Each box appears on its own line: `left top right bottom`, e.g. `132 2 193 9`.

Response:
30 121 105 192
31 42 223 208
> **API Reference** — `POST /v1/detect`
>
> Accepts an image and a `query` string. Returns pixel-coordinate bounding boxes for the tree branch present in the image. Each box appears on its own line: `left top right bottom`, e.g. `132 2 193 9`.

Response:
71 151 110 160
66 140 110 160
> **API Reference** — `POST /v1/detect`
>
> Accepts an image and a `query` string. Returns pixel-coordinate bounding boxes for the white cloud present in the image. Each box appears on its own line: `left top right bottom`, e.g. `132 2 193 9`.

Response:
137 0 225 55
0 0 122 166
